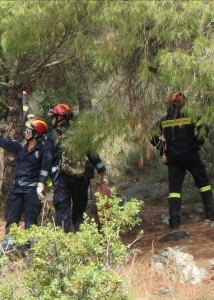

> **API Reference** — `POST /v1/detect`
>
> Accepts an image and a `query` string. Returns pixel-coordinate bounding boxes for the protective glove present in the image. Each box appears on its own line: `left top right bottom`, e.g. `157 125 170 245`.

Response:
37 182 45 203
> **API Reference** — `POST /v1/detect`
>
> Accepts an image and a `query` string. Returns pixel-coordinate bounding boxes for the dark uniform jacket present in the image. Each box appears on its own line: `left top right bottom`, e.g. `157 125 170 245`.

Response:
0 136 53 189
151 105 206 163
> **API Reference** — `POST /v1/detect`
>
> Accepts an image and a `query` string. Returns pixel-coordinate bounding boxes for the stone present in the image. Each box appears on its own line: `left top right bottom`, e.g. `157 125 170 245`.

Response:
159 231 189 243
193 203 204 214
151 247 208 284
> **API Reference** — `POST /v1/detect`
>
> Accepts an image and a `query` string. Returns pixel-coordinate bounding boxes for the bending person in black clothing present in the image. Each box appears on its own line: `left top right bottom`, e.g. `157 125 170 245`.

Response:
151 92 214 228
47 103 107 233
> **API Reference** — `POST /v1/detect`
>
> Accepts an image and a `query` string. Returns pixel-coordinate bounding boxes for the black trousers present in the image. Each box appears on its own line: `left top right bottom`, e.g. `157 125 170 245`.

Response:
4 186 42 234
168 159 214 226
53 173 89 233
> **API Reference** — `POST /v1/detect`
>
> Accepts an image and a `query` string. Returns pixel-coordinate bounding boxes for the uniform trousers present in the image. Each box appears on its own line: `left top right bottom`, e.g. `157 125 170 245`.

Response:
53 173 89 233
168 159 214 227
5 186 42 234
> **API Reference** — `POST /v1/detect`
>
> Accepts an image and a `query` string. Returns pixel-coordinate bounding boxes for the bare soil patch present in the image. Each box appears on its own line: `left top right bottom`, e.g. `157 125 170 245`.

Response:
121 195 214 300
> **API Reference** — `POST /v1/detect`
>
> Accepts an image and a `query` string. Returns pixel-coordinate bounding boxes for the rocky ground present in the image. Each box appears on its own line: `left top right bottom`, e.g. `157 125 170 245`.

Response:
117 177 214 300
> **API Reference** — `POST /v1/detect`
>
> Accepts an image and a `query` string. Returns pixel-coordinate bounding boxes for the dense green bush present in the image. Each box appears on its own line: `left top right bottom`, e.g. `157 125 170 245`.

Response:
0 189 143 300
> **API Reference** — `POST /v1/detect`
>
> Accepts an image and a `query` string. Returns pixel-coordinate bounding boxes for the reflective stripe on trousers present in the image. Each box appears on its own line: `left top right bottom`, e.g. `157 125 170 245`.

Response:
199 185 212 193
168 193 181 198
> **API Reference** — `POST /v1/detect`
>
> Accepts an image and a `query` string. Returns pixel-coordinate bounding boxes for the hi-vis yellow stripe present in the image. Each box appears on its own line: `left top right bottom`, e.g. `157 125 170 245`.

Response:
62 104 70 110
33 120 48 129
162 118 191 128
27 114 35 118
26 120 48 130
23 106 28 111
168 193 181 198
199 185 212 193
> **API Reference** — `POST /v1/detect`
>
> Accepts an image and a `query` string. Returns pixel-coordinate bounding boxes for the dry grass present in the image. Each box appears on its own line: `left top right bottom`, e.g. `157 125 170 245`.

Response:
120 245 214 300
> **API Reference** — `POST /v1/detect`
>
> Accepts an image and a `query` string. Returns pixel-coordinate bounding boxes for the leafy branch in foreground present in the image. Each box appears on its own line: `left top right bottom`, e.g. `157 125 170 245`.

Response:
2 190 143 300
61 98 128 162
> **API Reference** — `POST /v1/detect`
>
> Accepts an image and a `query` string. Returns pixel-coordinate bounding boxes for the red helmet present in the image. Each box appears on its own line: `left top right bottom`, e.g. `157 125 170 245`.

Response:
25 117 48 135
52 103 72 116
166 92 185 103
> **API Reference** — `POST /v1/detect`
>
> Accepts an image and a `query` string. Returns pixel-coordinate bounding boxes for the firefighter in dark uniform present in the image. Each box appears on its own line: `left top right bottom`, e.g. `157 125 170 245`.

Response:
0 117 53 251
47 103 107 233
151 92 214 229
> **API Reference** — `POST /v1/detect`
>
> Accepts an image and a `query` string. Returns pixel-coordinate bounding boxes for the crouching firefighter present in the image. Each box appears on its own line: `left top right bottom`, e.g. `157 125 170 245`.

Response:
47 103 107 233
151 92 214 229
0 117 53 252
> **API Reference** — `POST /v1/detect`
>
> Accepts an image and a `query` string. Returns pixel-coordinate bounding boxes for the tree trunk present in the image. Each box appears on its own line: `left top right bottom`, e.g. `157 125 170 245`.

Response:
1 88 23 207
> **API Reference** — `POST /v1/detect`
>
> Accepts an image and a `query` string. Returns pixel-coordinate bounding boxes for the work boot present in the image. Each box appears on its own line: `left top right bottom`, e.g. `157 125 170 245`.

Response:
201 191 214 221
169 223 180 229
168 198 182 229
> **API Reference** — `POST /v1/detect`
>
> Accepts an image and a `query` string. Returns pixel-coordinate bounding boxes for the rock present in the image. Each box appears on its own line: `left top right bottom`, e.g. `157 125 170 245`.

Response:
210 221 214 228
159 286 173 295
151 247 208 284
204 219 211 224
186 214 200 224
159 231 189 243
193 203 204 214
161 212 169 224
122 179 166 201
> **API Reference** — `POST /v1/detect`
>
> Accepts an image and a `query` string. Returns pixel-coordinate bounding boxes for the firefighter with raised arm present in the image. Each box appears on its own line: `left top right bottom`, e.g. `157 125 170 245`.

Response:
47 103 107 233
151 92 214 229
0 117 53 252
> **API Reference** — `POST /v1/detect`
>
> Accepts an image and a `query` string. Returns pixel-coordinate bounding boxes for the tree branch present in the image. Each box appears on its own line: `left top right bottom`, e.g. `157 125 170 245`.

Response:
0 81 18 88
19 56 75 75
23 30 75 84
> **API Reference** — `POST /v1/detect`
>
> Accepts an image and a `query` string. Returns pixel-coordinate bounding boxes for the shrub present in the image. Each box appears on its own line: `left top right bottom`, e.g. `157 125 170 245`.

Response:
3 189 143 300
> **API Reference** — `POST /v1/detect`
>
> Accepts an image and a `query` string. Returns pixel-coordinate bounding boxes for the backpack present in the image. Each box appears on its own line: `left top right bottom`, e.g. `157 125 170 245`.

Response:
54 127 95 179
60 147 94 179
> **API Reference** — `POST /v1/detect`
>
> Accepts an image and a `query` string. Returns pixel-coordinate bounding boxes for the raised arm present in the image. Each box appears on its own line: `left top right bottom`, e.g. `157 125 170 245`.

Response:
0 136 22 155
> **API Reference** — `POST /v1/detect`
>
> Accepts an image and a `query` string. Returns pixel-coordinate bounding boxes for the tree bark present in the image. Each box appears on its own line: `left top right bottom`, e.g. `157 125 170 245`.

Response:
1 88 22 207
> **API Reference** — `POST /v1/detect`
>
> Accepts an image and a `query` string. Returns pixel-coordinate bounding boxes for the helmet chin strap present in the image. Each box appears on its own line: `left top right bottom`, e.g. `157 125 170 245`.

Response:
57 116 68 126
51 115 59 128
25 136 34 142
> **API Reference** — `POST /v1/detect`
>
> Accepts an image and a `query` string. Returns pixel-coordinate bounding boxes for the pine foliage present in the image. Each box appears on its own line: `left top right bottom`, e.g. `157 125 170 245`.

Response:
0 0 213 169
61 99 127 161
90 0 214 125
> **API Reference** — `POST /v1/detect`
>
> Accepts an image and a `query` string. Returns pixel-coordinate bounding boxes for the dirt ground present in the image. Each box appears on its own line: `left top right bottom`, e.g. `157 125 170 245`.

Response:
119 180 214 300
0 177 214 300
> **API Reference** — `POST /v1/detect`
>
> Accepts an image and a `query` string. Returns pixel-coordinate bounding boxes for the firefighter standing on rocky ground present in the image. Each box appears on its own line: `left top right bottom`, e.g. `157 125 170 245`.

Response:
0 117 53 251
151 92 214 229
47 103 107 233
